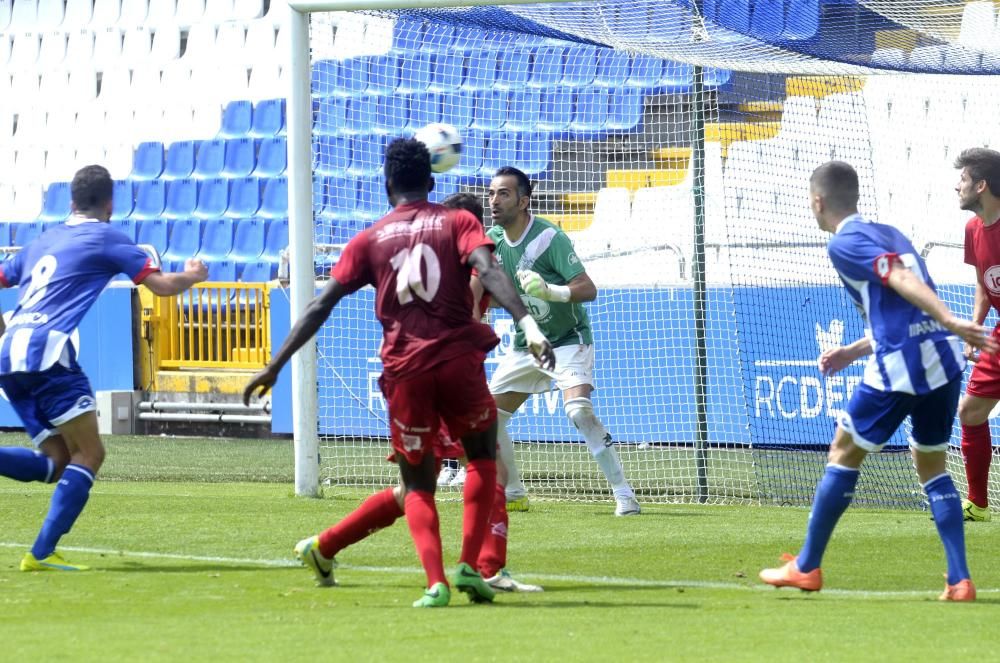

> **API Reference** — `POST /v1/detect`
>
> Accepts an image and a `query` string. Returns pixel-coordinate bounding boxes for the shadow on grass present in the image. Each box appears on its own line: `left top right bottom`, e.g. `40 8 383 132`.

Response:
102 562 298 573
492 599 700 609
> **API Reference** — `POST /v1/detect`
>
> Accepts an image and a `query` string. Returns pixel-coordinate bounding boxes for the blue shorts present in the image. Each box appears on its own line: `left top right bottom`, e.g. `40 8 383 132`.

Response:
838 378 961 453
0 365 96 447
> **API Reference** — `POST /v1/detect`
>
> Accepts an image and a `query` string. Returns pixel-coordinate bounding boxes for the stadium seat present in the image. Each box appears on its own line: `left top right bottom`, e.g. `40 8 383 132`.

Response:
68 31 97 64
63 0 92 28
594 50 629 88
215 22 245 63
131 179 166 220
870 47 906 69
784 0 819 40
471 90 507 131
248 62 282 101
9 0 36 31
38 182 71 222
311 59 338 98
391 19 422 52
314 97 346 136
463 50 498 91
162 218 202 266
909 45 945 70
163 178 198 219
121 26 152 66
13 220 44 247
368 54 399 95
374 95 409 134
254 136 286 177
450 129 484 178
224 177 260 218
428 52 463 92
562 46 598 88
35 0 60 28
110 217 137 242
38 31 67 69
249 98 284 138
517 132 550 176
494 49 531 91
661 61 694 89
422 22 455 51
427 175 458 204
136 217 169 254
239 260 273 282
144 0 173 26
221 138 256 178
92 27 123 70
10 32 39 69
242 19 274 63
607 88 643 131
336 57 369 96
440 90 473 129
258 177 287 219
110 180 134 220
174 0 203 25
219 100 253 139
193 178 230 219
0 222 10 248
348 135 385 176
313 135 349 176
527 45 563 90
91 0 121 27
712 0 750 33
345 97 376 134
506 90 541 131
228 217 265 263
749 0 784 40
131 141 165 181
626 55 663 88
315 176 354 220
119 0 148 27
481 131 517 176
537 89 572 132
259 217 288 263
406 93 442 131
355 176 387 221
192 139 225 179
197 217 233 260
162 140 196 180
396 51 431 93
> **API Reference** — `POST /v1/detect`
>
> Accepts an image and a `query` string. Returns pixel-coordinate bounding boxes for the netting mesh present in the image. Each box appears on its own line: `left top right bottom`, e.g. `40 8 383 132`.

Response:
299 2 1000 509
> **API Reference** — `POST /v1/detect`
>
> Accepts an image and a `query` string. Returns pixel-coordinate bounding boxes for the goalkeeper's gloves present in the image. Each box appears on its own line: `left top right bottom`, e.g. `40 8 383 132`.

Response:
517 314 555 370
517 269 571 303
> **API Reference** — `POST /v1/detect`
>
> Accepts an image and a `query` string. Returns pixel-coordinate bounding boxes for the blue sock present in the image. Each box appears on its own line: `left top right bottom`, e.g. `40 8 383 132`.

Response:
0 447 54 483
31 464 94 560
924 473 970 585
797 464 860 573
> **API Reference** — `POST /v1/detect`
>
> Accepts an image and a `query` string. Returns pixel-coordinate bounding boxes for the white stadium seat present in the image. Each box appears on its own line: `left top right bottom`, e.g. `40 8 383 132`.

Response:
14 151 45 183
9 0 37 32
161 61 191 98
46 106 76 144
119 0 149 28
93 28 124 71
38 69 68 108
91 0 121 28
63 0 93 28
122 26 153 66
75 103 106 136
0 34 11 69
66 29 96 63
243 20 275 65
130 66 162 103
9 32 40 70
68 67 98 102
189 103 222 140
144 0 175 27
37 31 67 70
182 23 216 62
10 72 39 111
133 104 164 143
571 187 629 258
36 0 64 30
45 144 78 181
161 104 193 143
0 184 14 219
959 1 995 52
0 107 13 141
174 0 204 26
215 22 246 64
149 23 180 65
103 105 134 144
0 0 11 31
274 23 292 59
106 142 135 179
247 61 280 101
203 0 232 23
97 66 131 106
12 182 43 219
233 0 262 22
74 143 106 166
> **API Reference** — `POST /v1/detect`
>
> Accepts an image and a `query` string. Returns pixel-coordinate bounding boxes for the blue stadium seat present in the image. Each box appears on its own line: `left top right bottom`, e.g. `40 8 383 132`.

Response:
163 178 198 219
391 20 424 53
506 90 541 131
197 218 234 261
422 23 455 51
406 93 442 132
162 140 196 180
463 51 498 91
562 46 598 88
784 0 819 40
440 90 474 129
337 57 369 96
314 97 346 136
311 60 339 97
750 0 784 40
249 98 286 138
111 180 134 220
471 90 507 131
355 176 388 221
136 218 170 255
132 141 164 180
162 218 203 265
570 88 610 135
427 175 459 203
482 131 517 176
537 89 572 132
450 129 485 178
594 50 629 88
348 135 385 176
193 178 230 219
428 52 464 92
315 175 354 220
397 51 432 93
239 260 274 282
345 97 376 134
374 95 409 134
219 100 253 138
110 218 137 242
528 46 564 90
228 218 266 263
226 177 260 218
206 260 237 282
314 135 350 176
258 177 288 219
13 221 44 247
517 132 551 176
193 139 226 179
607 88 643 131
0 222 11 247
221 138 256 178
255 136 287 177
870 47 906 68
495 49 531 91
39 182 71 221
627 55 663 88
368 54 400 95
705 67 731 88
661 61 694 90
131 179 167 220
715 0 751 33
260 217 289 263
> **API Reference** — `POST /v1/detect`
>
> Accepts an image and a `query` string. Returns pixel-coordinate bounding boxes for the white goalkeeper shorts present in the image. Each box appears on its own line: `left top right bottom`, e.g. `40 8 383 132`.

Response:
490 344 595 395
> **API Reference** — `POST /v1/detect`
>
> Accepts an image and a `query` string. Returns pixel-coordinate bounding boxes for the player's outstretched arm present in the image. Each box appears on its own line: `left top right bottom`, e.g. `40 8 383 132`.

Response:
517 270 596 303
243 278 350 404
468 246 555 370
818 337 873 376
886 263 999 353
141 258 209 296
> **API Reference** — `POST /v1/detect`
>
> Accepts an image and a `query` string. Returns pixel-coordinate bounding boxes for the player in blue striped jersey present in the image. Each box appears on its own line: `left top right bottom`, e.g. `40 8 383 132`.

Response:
0 165 207 571
760 161 996 601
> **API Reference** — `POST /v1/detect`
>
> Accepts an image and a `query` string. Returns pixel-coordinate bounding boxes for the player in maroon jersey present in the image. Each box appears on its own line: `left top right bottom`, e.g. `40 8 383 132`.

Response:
244 139 554 607
954 148 1000 522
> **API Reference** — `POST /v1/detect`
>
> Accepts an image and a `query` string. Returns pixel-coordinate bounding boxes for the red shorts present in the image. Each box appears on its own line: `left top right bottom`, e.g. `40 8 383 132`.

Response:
380 352 496 466
384 423 466 463
967 342 1000 399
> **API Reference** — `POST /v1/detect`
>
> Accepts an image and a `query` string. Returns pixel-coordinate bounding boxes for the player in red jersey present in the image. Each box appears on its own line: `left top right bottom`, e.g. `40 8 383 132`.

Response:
954 148 1000 522
244 139 554 607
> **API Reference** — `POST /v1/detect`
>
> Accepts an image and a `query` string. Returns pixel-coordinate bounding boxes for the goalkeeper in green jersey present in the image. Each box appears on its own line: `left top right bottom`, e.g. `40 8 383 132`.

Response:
476 167 640 516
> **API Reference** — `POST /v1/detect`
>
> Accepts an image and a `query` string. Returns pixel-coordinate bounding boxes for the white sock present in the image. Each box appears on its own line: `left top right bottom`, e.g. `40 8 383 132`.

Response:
565 397 634 499
496 408 527 500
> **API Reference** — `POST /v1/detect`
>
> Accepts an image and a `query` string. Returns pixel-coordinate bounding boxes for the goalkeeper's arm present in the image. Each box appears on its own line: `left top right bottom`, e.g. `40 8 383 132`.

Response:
517 270 596 303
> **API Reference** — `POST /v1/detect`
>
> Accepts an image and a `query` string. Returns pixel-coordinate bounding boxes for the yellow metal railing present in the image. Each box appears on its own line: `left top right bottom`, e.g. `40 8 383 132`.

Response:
142 282 271 371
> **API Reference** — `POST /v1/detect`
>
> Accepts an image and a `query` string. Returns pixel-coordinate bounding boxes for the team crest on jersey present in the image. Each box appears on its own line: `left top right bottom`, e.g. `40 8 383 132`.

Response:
520 294 551 322
985 265 1000 295
568 253 579 265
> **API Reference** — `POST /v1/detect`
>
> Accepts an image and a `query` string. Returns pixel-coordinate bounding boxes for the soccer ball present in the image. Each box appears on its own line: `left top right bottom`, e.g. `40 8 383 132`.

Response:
414 123 463 173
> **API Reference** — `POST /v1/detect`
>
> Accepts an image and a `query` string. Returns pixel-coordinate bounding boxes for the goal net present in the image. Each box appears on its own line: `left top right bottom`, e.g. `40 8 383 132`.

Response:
294 0 1000 509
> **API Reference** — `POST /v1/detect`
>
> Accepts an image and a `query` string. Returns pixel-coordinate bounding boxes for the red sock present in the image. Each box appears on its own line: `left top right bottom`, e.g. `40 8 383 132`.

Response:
477 482 508 578
404 490 447 588
459 459 497 568
317 487 403 559
962 423 992 508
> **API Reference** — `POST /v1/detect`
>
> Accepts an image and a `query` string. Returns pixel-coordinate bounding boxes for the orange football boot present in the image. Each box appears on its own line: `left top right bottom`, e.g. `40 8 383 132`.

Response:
939 578 976 602
759 553 823 592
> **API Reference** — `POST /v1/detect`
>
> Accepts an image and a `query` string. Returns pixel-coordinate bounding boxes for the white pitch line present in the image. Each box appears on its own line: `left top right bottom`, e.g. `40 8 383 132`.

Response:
1 541 991 598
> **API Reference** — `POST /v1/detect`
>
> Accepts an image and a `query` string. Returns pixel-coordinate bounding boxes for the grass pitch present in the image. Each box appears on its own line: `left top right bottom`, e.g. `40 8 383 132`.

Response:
1 434 999 661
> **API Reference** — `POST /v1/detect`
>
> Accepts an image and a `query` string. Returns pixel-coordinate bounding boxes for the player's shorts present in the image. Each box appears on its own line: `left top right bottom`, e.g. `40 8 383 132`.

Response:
837 378 961 453
380 352 496 466
966 336 1000 399
490 344 594 395
0 364 96 447
384 424 466 464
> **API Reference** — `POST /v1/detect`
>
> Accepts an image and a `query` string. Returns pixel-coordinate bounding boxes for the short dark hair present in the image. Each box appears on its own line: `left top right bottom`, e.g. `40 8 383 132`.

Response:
493 166 532 198
71 164 114 210
384 137 432 194
441 192 484 224
954 147 1000 197
809 160 859 212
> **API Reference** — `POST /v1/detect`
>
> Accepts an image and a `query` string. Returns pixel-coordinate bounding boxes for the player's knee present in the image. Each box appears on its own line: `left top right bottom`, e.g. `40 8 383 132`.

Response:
38 436 71 482
74 443 106 473
392 484 406 510
564 397 597 429
958 398 991 426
